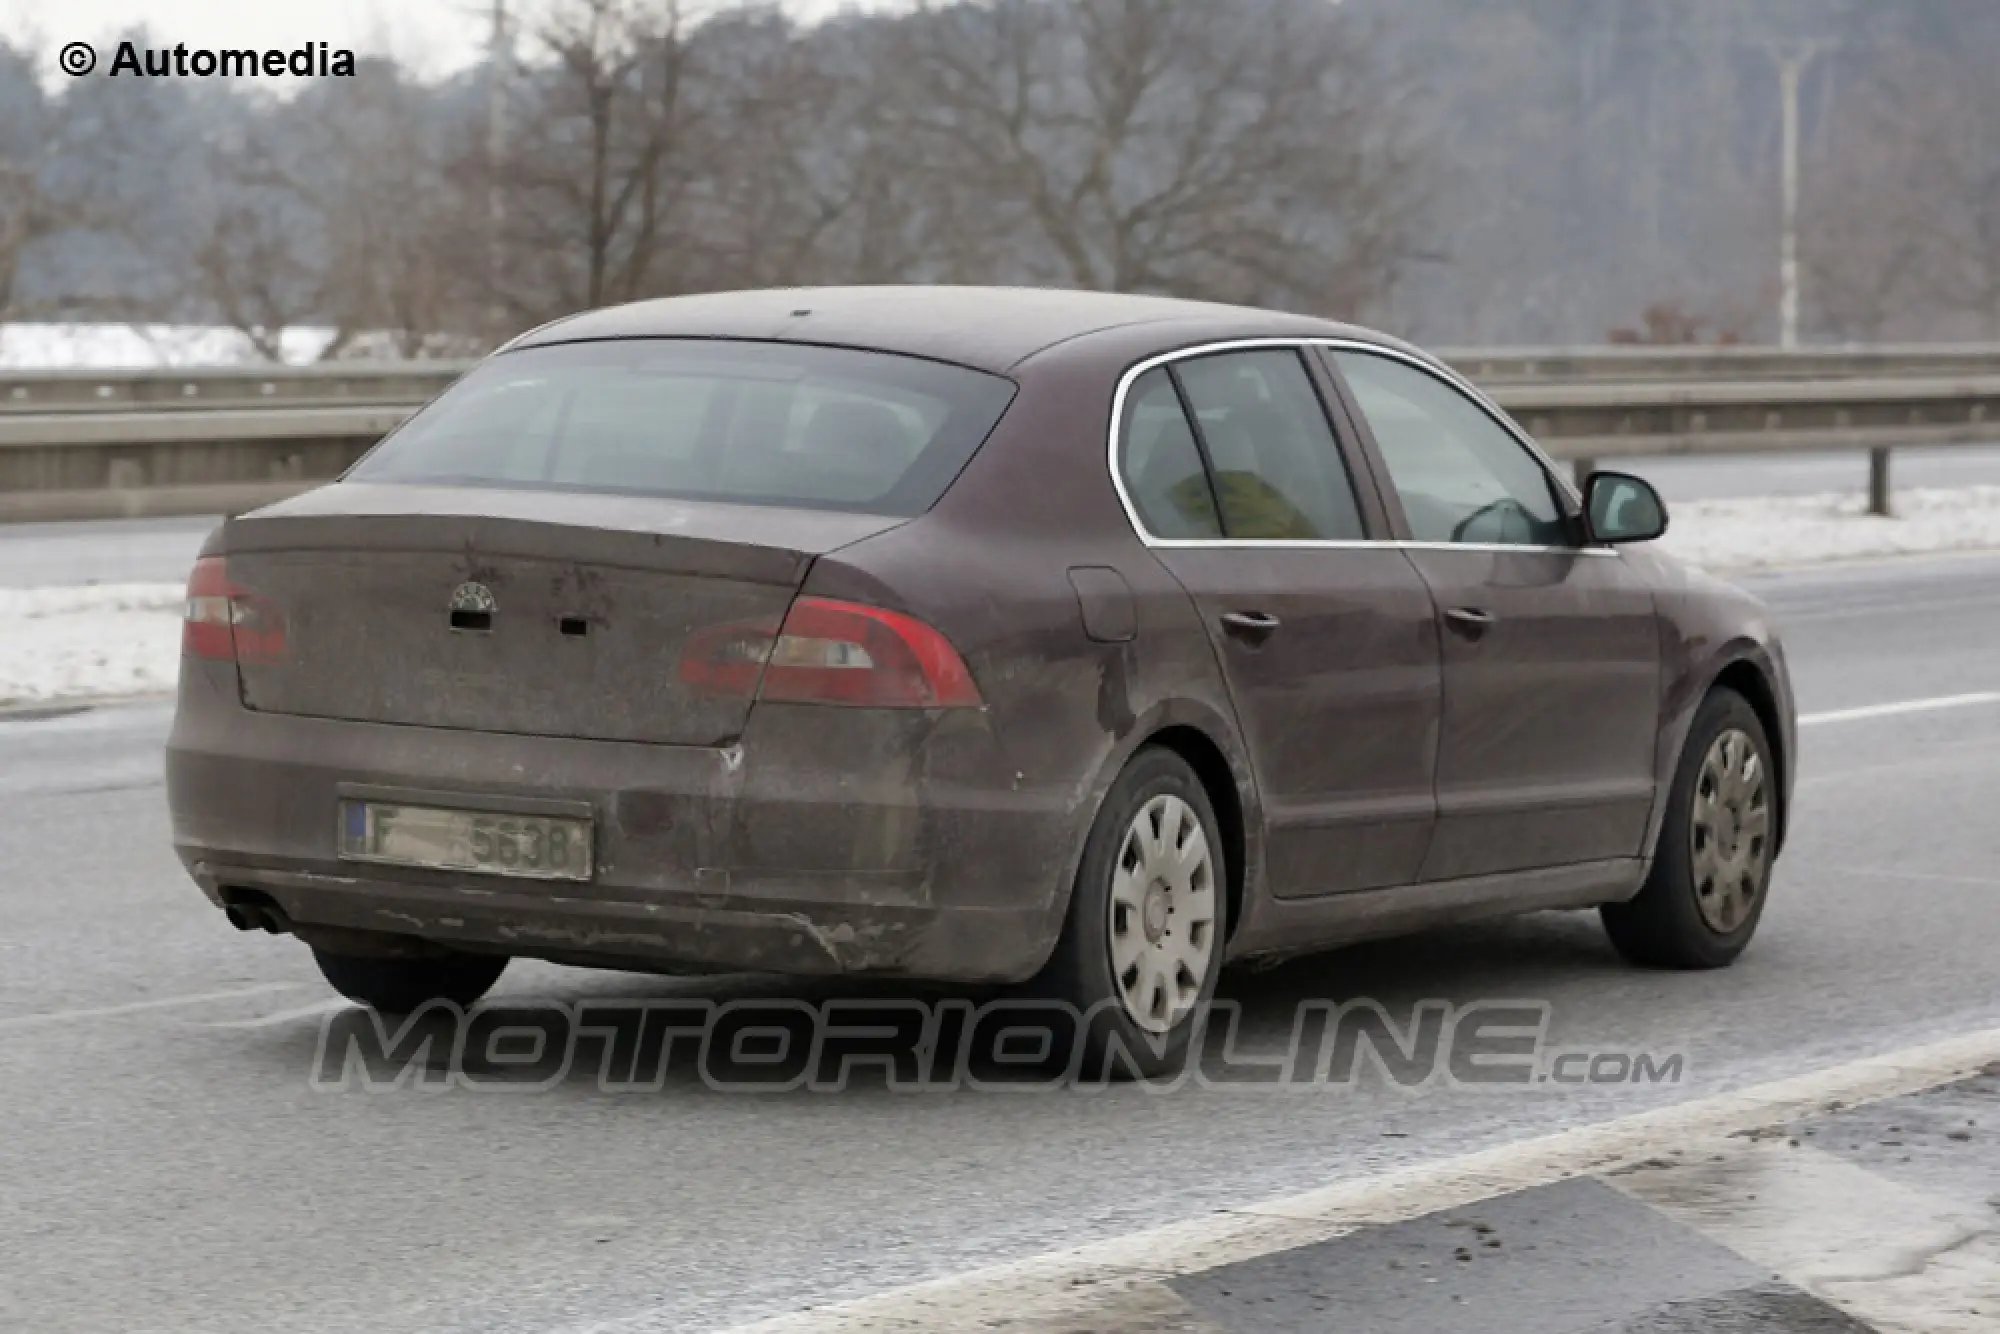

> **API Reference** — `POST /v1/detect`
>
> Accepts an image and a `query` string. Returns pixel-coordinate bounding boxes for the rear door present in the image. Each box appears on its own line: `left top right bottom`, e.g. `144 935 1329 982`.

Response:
1119 347 1442 898
1325 348 1662 882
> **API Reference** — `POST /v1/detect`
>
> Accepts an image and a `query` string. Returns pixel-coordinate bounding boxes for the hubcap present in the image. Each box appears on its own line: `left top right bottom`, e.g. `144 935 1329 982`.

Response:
1108 794 1217 1034
1690 728 1772 934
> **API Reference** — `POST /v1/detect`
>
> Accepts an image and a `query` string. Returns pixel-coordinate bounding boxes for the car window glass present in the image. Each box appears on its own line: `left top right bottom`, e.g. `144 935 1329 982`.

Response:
347 340 1016 517
1334 351 1570 547
1172 350 1366 541
1117 367 1223 539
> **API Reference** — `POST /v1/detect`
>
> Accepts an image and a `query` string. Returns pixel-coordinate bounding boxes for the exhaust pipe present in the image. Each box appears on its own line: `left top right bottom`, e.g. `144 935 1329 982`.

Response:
222 899 292 935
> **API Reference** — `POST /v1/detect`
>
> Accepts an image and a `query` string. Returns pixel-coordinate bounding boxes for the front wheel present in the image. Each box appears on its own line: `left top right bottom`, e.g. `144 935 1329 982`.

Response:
1603 689 1777 969
1035 747 1226 1080
312 946 509 1013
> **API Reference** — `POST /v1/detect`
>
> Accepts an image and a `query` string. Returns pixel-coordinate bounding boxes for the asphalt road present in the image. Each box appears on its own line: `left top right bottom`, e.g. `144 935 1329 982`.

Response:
0 513 218 588
2 552 1998 1333
4 445 2000 590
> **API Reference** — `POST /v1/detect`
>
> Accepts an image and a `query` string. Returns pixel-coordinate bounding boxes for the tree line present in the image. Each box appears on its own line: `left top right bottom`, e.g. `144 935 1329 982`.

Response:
2 0 1996 358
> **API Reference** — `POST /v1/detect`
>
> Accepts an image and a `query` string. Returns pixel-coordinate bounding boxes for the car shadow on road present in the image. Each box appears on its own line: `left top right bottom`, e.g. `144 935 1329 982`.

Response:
212 908 1675 1101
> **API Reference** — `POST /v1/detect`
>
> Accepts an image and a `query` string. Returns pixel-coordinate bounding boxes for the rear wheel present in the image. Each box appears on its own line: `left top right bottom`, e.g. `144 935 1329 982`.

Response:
1037 747 1225 1080
312 946 509 1013
1603 689 1776 969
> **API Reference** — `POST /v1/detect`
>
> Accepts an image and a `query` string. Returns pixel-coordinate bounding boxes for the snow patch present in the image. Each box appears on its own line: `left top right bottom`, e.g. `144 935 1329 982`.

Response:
0 584 185 707
0 322 484 369
0 323 337 369
1660 484 2000 571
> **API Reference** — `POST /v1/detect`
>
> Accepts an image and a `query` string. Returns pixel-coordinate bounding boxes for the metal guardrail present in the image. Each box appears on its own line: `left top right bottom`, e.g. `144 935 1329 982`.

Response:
0 363 471 414
1446 344 2000 384
4 345 1998 411
2 350 1999 522
1497 375 2000 456
1497 375 2000 516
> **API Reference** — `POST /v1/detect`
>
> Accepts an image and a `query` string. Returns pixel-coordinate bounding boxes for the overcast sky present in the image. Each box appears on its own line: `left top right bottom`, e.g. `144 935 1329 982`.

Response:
2 0 892 81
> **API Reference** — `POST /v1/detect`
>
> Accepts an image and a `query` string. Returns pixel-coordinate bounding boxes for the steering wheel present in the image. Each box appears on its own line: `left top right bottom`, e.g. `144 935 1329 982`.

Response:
1450 495 1535 544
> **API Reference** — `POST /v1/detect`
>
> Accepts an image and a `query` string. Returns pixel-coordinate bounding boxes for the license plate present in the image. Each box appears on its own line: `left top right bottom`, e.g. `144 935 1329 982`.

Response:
338 801 593 882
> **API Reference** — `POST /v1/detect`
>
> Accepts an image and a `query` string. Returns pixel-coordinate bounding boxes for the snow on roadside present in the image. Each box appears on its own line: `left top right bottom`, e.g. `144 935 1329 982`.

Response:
0 322 485 369
1659 484 2000 572
0 323 336 369
2 485 1998 706
0 584 184 707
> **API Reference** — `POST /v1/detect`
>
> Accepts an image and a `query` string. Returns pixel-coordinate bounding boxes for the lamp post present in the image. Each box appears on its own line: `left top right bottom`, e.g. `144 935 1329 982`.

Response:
1768 42 1827 349
486 0 514 344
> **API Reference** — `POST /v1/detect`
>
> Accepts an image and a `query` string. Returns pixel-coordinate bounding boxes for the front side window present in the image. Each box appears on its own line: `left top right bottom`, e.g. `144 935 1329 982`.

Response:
1333 351 1572 547
1171 350 1367 542
346 339 1018 517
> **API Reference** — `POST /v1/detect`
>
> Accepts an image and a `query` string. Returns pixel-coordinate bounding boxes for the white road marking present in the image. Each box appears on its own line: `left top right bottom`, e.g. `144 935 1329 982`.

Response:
194 998 352 1029
1817 866 2000 889
704 1026 2000 1333
1777 592 2000 625
1614 1140 2000 1333
1800 692 2000 727
0 982 298 1033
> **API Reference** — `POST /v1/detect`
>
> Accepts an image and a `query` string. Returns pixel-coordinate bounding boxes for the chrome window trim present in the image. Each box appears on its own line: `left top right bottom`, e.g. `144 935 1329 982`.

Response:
1106 336 1616 558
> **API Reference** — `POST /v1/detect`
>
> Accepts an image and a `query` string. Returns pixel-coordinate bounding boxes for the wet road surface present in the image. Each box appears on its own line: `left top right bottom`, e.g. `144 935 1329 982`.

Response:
1 552 1997 1332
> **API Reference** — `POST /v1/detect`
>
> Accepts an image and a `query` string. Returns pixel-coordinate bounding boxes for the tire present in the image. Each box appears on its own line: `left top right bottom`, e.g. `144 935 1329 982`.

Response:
1603 688 1777 969
1035 746 1227 1081
312 946 509 1013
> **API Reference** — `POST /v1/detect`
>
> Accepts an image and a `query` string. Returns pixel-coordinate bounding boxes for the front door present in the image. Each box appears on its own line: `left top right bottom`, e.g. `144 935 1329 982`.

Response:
1326 348 1663 882
1116 348 1442 897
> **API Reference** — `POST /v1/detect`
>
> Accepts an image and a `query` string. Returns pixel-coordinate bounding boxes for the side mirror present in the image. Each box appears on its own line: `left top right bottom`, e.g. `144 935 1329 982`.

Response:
1583 471 1668 545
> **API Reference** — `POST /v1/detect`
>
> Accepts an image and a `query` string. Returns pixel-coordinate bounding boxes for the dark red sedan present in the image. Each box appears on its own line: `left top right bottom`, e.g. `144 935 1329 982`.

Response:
166 287 1795 1073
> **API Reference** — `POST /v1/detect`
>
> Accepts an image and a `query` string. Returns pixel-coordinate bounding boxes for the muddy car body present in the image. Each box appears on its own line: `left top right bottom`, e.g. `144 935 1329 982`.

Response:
166 287 1796 1067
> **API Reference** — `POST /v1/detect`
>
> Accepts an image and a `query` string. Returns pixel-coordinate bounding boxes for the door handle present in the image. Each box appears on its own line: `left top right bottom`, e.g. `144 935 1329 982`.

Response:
1444 607 1497 639
1220 611 1282 643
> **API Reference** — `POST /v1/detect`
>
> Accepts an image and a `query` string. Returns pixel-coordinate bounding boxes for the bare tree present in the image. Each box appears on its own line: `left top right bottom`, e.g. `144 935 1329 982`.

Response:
1798 110 1930 341
493 0 717 322
0 44 141 323
314 65 488 358
1893 57 2000 337
874 0 1431 315
181 63 479 362
186 182 322 362
1781 29 2000 342
665 9 865 290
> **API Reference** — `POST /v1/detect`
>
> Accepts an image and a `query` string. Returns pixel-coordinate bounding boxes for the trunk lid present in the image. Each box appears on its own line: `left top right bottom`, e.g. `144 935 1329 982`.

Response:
218 482 903 746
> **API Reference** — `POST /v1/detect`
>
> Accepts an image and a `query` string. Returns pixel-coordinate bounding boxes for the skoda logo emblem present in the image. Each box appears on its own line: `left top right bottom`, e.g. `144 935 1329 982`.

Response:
450 582 497 615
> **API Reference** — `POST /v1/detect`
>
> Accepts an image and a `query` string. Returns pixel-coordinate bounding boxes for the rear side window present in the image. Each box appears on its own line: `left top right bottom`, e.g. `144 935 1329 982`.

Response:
1172 350 1367 541
346 339 1018 517
1119 368 1222 539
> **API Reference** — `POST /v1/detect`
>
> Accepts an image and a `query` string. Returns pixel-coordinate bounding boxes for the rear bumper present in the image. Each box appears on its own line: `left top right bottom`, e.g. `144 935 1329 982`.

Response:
179 859 1044 980
165 664 1081 983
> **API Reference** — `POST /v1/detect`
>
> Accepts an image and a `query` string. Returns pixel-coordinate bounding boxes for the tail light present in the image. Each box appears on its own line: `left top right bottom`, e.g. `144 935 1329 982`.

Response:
678 597 982 709
677 616 783 699
182 557 287 664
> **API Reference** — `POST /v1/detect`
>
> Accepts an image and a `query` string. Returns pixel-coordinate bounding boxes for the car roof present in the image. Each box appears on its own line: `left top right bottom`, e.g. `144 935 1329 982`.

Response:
503 285 1415 375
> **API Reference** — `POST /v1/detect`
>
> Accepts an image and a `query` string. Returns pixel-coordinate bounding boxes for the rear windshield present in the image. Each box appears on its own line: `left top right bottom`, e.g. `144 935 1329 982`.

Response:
345 339 1019 516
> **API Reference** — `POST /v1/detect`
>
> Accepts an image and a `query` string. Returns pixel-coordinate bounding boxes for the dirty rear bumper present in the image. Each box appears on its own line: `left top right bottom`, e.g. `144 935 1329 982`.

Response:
165 665 1080 983
179 859 1041 980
